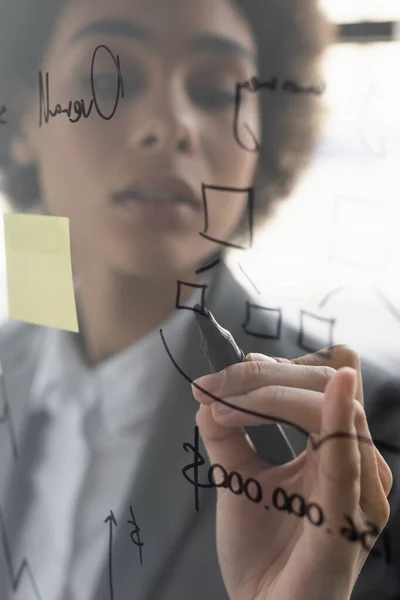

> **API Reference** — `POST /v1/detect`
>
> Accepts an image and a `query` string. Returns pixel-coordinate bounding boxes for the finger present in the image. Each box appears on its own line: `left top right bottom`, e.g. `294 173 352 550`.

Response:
245 352 277 363
196 404 265 474
291 345 364 406
191 361 335 405
352 403 392 522
268 346 340 365
271 345 363 406
318 367 360 523
375 451 393 497
209 386 324 436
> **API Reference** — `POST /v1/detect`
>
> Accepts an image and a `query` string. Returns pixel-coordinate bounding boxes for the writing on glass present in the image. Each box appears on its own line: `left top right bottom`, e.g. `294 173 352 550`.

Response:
0 502 44 600
233 75 326 152
104 507 143 600
160 327 400 458
182 425 392 564
39 44 124 126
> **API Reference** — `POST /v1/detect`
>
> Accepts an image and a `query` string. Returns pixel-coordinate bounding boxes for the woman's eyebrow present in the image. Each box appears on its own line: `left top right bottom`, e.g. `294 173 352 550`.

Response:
69 19 152 46
187 34 257 69
68 19 256 68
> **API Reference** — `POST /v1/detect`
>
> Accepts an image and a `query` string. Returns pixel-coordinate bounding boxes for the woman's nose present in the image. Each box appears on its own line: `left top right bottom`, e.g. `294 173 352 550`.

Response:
136 124 191 152
128 87 196 155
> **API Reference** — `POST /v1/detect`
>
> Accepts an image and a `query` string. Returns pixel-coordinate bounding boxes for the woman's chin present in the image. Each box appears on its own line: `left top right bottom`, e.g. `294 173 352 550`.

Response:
98 235 209 278
107 253 196 281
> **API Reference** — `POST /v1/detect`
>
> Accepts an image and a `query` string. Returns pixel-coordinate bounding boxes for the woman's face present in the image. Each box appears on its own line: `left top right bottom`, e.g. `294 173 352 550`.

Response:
14 0 261 279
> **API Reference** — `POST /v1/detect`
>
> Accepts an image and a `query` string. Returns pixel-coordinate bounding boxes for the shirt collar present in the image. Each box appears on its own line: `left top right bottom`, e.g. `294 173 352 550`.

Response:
29 326 94 415
29 268 217 432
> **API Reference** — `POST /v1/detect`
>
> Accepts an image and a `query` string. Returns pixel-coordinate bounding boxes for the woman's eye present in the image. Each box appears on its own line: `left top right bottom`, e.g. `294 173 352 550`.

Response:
80 74 144 99
93 74 121 98
189 85 236 110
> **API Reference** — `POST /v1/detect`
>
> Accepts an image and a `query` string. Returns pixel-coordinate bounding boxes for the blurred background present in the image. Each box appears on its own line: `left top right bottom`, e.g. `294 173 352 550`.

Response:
227 0 400 375
1 0 399 373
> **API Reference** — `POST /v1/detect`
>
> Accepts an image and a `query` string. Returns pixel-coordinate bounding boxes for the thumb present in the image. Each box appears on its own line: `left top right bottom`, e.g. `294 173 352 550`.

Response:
196 404 260 474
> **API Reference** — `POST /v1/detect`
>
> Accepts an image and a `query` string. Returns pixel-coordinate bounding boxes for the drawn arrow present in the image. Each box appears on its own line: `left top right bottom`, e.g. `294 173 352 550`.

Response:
104 510 118 600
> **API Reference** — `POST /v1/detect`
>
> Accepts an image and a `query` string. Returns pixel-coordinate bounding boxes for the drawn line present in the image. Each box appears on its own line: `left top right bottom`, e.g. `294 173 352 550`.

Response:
105 510 117 600
318 285 346 309
237 262 260 295
374 288 400 324
0 369 18 460
199 233 248 251
0 503 44 600
200 184 254 250
127 505 144 566
196 258 221 275
159 329 400 456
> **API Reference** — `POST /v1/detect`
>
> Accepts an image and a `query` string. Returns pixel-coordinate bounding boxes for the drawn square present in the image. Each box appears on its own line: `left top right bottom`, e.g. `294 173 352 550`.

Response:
328 196 389 269
175 281 208 314
298 310 335 356
242 301 282 339
199 184 254 251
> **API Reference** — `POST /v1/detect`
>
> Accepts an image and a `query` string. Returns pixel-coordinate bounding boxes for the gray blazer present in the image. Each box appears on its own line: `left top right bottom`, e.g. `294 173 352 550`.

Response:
0 262 399 600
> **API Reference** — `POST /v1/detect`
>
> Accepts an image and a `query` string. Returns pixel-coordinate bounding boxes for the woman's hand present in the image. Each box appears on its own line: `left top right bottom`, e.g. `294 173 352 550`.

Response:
191 345 393 600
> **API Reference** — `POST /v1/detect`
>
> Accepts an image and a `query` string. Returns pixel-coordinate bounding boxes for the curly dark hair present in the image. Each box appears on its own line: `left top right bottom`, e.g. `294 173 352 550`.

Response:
0 0 336 242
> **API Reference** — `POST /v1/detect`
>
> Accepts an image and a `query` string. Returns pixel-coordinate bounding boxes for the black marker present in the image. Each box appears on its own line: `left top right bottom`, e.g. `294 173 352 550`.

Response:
193 304 297 465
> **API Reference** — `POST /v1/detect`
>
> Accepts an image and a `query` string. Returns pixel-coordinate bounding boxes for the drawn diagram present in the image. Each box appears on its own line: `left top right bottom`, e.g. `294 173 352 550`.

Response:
104 507 143 600
199 184 254 251
242 301 282 340
233 75 326 152
297 309 336 354
175 281 209 315
160 328 400 459
0 503 44 600
182 425 392 566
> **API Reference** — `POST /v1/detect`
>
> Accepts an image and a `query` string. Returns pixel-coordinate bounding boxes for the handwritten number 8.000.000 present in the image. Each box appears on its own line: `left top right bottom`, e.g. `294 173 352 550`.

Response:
182 426 391 564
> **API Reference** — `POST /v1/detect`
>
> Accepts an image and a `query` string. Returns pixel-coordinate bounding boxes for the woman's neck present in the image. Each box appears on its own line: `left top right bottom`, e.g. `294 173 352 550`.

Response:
73 263 199 366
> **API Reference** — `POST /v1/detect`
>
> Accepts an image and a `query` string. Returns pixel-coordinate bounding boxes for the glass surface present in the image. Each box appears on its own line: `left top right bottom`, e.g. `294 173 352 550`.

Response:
0 2 399 600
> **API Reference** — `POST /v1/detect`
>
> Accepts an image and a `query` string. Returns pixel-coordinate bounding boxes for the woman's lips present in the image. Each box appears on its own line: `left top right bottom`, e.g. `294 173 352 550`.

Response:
112 190 200 225
114 189 199 209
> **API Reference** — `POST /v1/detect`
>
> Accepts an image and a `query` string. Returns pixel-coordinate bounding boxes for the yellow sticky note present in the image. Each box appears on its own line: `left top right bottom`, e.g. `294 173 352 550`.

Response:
3 213 79 332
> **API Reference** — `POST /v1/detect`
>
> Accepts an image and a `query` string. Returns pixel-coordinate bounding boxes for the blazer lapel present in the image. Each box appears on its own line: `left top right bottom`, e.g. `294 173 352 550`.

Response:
208 263 309 459
0 325 44 593
93 290 220 600
0 325 43 503
91 262 323 600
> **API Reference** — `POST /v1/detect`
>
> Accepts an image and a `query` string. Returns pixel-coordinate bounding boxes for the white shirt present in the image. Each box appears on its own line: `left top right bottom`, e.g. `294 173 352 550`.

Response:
5 277 210 600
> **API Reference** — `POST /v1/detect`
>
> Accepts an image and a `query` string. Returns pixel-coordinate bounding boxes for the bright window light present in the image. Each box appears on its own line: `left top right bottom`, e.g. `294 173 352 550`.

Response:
320 0 400 23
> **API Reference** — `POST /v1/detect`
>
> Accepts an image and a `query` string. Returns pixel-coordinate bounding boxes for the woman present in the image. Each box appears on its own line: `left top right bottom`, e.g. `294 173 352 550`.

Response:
0 0 394 599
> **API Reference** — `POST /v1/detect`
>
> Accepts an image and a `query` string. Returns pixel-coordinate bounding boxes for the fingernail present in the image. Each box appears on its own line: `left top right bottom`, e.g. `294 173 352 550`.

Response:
246 353 276 363
193 370 226 394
